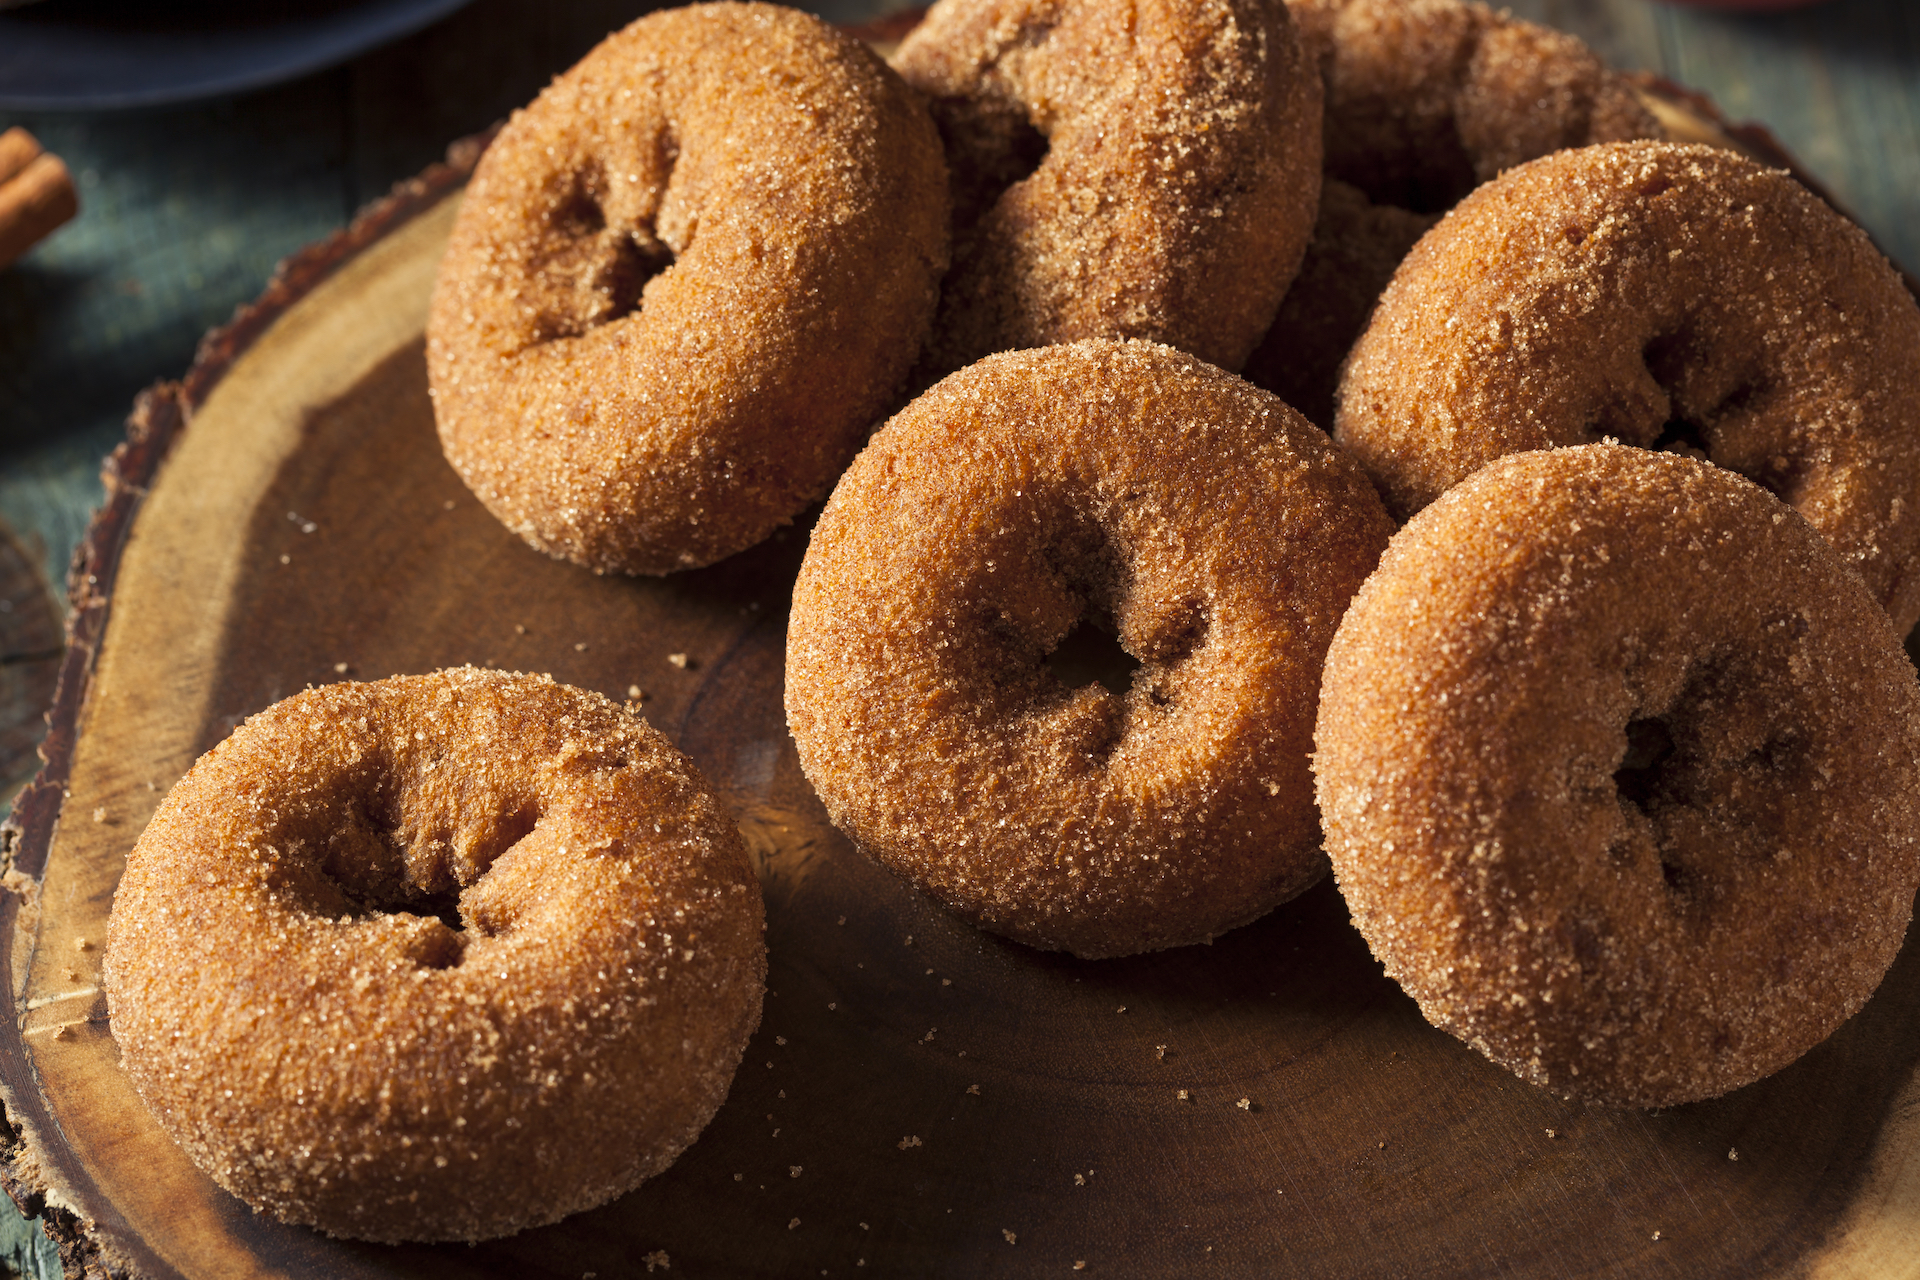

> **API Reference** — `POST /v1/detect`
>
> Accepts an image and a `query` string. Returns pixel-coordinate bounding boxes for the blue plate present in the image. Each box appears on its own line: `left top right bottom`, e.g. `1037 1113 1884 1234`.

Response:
0 0 473 111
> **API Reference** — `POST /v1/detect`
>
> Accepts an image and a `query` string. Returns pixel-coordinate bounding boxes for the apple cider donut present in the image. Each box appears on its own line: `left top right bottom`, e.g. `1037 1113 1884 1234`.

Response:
1246 0 1661 427
890 0 1321 378
1336 141 1920 633
1315 446 1920 1108
105 669 766 1242
428 2 949 575
787 340 1393 958
1287 0 1662 213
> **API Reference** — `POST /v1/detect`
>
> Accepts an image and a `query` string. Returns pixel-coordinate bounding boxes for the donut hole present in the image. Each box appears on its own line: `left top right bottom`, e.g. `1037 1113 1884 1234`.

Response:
1649 417 1711 459
600 234 675 325
537 173 678 338
1044 617 1140 699
302 792 546 959
1613 716 1675 811
1630 335 1785 495
933 95 1050 232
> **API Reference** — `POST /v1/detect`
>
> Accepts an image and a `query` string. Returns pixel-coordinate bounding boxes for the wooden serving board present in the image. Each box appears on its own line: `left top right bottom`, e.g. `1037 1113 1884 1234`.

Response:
5 79 1920 1280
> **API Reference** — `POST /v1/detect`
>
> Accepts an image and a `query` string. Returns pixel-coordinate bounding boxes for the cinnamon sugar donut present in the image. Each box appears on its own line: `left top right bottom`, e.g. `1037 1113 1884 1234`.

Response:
1336 141 1920 633
786 340 1392 958
428 3 949 575
1288 0 1661 212
1315 446 1920 1108
890 0 1321 378
105 669 766 1242
1245 0 1661 427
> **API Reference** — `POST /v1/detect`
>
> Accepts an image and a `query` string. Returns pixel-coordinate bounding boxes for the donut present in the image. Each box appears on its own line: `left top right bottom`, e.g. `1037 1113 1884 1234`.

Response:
889 0 1322 379
104 669 766 1242
1288 0 1662 212
427 3 949 576
786 340 1393 958
1335 141 1920 633
1244 0 1661 428
1314 446 1920 1108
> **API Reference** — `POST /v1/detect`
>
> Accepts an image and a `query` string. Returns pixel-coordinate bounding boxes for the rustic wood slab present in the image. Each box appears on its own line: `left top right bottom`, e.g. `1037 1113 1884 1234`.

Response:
5 78 1920 1280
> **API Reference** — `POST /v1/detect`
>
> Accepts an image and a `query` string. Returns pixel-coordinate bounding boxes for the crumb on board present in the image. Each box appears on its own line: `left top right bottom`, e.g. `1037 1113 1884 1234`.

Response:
1729 1148 1740 1161
1238 1098 1251 1111
668 653 690 669
966 1084 980 1095
334 663 350 674
1003 1230 1017 1245
628 685 645 700
789 1218 801 1231
1177 1089 1190 1101
899 1135 922 1150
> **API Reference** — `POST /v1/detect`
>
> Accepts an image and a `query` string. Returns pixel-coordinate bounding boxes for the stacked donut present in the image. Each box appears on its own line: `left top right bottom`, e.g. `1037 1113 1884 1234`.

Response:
780 8 1920 1112
1245 0 1667 427
1306 139 1920 1107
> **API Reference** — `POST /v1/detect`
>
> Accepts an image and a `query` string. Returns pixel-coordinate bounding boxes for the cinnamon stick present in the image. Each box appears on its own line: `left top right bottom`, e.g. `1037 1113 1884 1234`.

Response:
0 127 79 269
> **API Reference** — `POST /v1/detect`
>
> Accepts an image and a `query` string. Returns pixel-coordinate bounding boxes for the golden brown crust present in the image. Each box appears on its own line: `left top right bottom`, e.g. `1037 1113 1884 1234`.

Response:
786 340 1392 958
428 3 949 575
1336 141 1920 633
891 0 1322 377
1315 446 1920 1108
1247 0 1660 427
1288 0 1661 213
104 668 766 1242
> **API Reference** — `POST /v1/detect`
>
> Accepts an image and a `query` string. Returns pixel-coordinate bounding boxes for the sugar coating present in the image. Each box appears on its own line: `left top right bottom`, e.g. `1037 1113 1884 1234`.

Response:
786 340 1393 958
1336 140 1920 633
1247 0 1661 428
427 3 950 575
1315 447 1920 1108
1289 0 1660 212
104 668 766 1242
891 0 1322 378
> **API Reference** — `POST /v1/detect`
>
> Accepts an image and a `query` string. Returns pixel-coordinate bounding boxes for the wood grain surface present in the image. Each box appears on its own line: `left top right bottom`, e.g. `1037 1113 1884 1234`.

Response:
4 74 1920 1279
